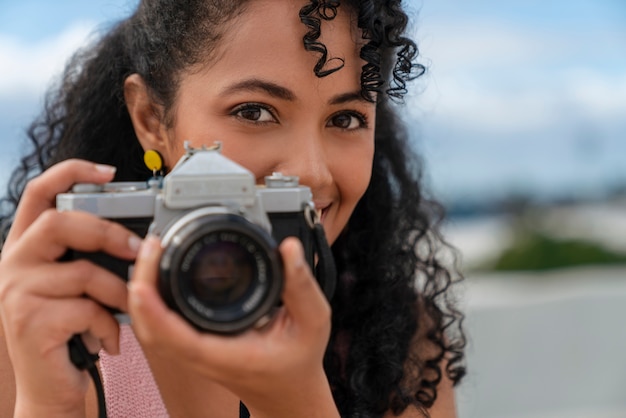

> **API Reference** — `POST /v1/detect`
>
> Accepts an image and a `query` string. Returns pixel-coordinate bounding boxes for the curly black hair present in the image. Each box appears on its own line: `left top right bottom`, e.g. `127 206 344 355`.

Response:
0 1 466 416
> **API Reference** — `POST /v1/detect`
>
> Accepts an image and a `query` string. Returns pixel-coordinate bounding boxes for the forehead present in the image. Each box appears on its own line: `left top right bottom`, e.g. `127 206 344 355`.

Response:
188 0 364 93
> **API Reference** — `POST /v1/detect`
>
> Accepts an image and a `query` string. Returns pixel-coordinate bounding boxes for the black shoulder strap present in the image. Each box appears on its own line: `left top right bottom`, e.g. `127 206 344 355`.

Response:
240 401 250 418
313 222 337 300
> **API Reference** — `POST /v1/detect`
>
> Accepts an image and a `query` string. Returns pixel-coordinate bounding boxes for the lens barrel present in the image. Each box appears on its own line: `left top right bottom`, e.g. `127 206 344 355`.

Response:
159 213 282 333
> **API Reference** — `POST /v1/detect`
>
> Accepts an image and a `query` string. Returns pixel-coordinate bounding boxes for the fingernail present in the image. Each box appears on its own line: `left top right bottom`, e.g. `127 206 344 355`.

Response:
138 236 158 260
290 239 305 268
128 235 142 254
128 284 144 312
95 163 117 174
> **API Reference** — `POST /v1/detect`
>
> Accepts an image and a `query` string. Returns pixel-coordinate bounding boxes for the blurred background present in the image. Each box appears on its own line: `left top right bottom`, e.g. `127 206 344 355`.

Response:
1 1 625 417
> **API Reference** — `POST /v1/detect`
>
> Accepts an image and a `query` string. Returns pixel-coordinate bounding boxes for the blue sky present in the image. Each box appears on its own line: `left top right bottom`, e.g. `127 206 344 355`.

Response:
0 1 137 41
1 0 625 204
410 0 626 202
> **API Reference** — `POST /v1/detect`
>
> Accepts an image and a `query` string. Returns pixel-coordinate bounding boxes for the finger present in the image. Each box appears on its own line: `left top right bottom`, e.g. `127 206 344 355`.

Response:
279 238 330 331
25 260 129 313
80 331 103 354
128 235 162 288
6 160 116 249
17 209 142 262
24 298 121 356
127 236 177 343
128 236 239 367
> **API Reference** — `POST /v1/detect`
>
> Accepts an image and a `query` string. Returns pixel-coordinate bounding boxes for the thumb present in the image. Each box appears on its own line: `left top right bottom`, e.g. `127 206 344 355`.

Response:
279 238 330 331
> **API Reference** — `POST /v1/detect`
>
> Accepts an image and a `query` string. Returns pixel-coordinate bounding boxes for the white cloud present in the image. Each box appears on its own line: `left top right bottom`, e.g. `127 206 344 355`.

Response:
0 21 97 98
414 70 626 137
407 19 626 137
563 69 626 122
401 13 626 200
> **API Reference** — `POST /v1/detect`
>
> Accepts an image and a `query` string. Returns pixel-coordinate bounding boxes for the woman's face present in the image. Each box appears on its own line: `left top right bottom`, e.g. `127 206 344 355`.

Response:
160 0 375 245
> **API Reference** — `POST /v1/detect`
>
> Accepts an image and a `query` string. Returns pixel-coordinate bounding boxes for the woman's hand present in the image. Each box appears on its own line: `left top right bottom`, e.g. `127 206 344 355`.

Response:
0 160 139 417
129 235 340 418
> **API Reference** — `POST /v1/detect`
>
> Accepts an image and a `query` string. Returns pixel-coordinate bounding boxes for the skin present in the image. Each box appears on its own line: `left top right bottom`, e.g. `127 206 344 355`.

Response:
0 1 458 417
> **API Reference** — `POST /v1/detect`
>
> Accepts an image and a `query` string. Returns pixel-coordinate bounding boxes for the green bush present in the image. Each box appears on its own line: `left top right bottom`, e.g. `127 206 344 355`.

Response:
487 230 626 271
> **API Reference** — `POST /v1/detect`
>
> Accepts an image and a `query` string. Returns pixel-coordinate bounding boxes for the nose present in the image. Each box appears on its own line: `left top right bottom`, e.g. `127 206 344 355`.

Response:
279 134 333 199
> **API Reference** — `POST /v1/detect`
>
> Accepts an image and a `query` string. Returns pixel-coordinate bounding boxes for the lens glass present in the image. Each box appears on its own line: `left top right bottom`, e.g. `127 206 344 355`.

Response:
186 238 256 308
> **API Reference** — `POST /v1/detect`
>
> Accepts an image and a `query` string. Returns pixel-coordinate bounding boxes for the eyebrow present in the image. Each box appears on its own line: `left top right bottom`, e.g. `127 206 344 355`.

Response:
220 78 370 106
220 79 296 101
329 91 370 106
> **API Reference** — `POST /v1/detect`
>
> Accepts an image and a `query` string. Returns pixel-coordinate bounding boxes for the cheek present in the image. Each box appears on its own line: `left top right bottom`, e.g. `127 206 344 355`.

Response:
331 145 374 230
162 104 226 167
342 168 371 207
219 143 280 181
161 124 196 168
342 145 374 201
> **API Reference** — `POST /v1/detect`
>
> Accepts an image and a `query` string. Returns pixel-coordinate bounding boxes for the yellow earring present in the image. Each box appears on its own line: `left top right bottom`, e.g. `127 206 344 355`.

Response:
144 149 164 178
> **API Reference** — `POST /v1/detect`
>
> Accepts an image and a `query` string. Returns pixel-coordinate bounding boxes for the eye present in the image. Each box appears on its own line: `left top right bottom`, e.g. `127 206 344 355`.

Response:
231 103 277 124
327 111 368 130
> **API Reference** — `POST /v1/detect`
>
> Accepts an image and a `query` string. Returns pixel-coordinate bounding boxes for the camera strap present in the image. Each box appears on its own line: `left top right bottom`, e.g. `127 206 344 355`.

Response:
240 401 250 417
312 222 337 301
68 335 108 418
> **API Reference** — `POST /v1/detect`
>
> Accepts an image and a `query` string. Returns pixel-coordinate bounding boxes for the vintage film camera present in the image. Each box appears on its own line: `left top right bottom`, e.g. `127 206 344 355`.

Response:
56 143 335 334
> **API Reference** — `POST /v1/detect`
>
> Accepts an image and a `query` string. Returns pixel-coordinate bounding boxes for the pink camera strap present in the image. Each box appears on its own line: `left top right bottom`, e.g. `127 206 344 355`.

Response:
99 325 169 418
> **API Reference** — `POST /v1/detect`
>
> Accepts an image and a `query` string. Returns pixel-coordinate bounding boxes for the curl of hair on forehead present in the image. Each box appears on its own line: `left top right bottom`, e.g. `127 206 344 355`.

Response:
299 0 346 77
299 0 425 102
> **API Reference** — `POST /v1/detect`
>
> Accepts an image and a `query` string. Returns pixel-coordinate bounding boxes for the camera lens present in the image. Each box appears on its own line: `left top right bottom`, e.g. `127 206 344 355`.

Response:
159 211 282 334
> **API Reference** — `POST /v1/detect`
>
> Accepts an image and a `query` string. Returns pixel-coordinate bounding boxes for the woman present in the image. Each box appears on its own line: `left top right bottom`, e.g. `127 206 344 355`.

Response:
0 0 466 417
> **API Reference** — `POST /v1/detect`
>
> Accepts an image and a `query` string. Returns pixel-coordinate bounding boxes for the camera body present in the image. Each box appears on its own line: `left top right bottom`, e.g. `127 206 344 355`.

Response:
57 144 320 334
